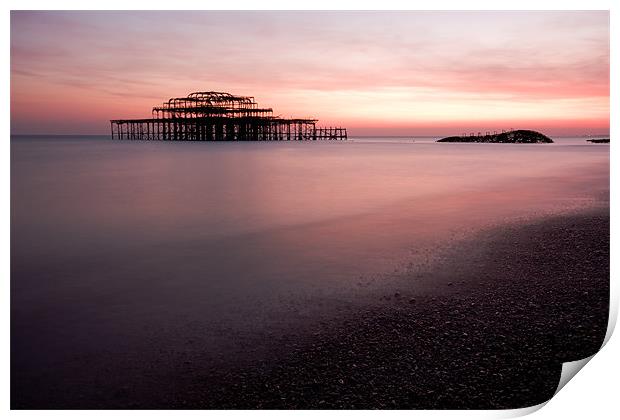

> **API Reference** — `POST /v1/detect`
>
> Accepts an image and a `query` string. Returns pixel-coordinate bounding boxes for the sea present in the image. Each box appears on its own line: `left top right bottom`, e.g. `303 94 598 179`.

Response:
11 135 609 406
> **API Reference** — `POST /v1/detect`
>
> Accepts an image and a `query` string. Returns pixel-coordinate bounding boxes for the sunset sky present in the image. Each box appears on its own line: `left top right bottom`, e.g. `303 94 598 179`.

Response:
11 11 609 136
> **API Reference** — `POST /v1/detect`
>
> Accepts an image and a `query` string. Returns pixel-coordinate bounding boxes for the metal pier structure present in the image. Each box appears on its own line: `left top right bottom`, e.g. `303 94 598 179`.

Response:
110 91 347 141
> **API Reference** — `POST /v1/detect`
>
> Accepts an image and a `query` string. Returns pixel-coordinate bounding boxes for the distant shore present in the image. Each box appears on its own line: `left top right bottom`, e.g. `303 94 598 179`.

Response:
169 208 609 409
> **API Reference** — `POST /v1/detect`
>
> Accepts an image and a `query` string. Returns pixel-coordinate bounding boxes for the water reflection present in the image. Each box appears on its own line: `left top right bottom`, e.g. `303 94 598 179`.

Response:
11 135 609 405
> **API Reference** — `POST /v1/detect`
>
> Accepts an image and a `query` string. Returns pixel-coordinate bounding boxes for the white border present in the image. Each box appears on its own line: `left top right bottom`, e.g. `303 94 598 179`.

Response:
2 0 618 10
4 1 617 419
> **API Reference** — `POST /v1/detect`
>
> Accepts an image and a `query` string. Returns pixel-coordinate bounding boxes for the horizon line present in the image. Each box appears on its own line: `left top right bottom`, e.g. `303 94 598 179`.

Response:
10 132 611 138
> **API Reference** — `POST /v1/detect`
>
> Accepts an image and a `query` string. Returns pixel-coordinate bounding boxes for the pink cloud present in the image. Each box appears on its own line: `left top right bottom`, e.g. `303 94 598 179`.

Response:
11 11 609 136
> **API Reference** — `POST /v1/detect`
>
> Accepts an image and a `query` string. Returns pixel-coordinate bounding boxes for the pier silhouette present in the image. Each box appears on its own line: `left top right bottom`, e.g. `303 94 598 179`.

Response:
111 91 347 141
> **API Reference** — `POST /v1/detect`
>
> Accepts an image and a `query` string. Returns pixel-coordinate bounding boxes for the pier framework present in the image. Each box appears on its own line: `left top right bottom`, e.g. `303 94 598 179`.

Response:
111 91 347 141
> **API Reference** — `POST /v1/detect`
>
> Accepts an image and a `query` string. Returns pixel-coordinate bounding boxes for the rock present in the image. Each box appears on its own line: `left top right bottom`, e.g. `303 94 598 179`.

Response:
437 130 553 144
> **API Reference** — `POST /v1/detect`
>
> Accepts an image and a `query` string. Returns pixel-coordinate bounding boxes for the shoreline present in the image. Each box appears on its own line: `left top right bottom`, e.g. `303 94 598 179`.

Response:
192 207 610 409
11 207 609 409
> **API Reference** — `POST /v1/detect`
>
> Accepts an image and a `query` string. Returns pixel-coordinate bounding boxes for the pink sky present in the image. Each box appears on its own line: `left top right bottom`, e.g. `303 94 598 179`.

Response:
11 11 609 136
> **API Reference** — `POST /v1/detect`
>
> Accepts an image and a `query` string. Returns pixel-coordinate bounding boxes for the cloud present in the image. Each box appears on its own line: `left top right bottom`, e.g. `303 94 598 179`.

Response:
10 10 609 135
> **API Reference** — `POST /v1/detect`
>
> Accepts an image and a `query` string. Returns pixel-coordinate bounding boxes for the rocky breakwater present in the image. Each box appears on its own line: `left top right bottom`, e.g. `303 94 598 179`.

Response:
437 130 553 144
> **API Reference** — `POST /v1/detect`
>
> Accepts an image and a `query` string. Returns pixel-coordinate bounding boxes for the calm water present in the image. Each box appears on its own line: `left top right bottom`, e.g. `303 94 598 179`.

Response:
11 135 609 405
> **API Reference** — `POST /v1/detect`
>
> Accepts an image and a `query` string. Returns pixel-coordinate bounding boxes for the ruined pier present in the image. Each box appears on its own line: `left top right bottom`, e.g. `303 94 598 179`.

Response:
110 91 347 141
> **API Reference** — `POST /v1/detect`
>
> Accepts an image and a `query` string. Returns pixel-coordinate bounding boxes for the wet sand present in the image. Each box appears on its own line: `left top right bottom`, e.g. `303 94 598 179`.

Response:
10 138 609 409
11 208 609 409
177 207 609 409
